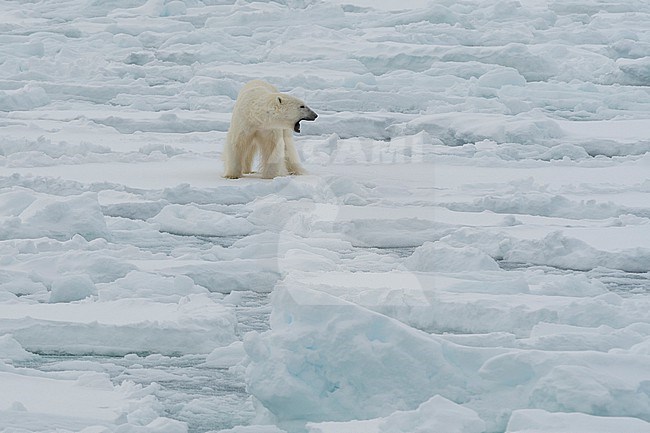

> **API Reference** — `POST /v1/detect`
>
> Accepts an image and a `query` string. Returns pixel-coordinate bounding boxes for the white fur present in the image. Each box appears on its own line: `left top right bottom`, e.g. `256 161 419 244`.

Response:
223 80 315 179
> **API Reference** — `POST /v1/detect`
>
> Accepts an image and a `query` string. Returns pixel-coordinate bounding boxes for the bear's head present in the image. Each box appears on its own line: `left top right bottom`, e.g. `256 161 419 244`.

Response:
271 93 318 133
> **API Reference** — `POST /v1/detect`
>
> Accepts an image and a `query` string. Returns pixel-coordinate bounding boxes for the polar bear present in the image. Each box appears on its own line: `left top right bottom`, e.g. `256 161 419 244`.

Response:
222 80 318 179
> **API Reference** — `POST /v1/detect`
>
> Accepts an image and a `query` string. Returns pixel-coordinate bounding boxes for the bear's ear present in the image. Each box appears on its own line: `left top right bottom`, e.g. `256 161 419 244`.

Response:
277 96 283 104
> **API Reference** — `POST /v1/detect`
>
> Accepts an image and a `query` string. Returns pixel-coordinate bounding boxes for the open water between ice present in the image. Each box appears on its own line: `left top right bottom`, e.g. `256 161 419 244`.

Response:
19 354 253 432
16 290 270 433
499 262 650 296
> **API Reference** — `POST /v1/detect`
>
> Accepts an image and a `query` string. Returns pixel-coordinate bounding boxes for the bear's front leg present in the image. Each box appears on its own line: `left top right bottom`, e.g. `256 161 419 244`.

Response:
283 130 306 175
260 130 289 179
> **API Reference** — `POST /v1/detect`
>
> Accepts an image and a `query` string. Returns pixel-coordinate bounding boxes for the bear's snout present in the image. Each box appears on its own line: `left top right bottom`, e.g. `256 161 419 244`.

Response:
302 107 318 122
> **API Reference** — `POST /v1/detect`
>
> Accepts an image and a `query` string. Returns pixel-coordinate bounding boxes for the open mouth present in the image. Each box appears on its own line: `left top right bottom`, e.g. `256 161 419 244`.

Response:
294 113 318 133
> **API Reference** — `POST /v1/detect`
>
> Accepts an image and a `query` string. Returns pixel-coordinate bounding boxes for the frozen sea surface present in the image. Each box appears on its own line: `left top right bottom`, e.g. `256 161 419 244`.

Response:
1 0 650 432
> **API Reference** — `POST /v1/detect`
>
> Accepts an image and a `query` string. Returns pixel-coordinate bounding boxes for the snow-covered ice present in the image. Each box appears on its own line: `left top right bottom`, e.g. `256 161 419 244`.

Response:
1 0 650 432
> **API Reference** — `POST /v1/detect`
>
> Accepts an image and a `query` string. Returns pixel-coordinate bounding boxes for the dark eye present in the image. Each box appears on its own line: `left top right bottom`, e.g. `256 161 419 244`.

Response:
300 105 305 108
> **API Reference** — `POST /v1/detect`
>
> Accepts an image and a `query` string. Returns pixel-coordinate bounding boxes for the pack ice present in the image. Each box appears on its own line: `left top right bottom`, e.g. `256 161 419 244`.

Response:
1 0 650 432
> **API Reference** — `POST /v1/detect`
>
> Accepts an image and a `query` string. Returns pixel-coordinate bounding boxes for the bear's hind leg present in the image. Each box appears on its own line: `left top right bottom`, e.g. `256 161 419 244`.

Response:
283 130 306 175
223 131 252 179
259 130 289 179
242 140 257 174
